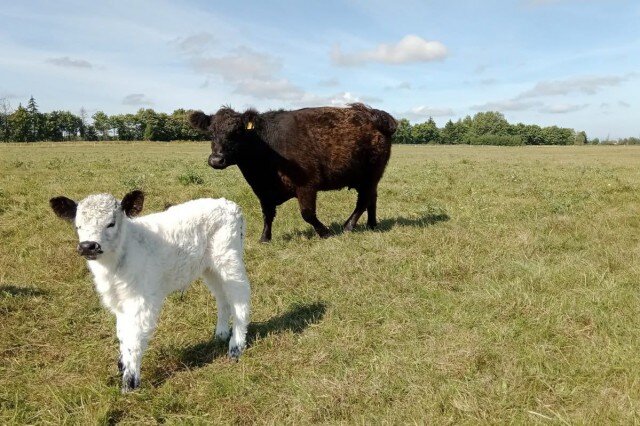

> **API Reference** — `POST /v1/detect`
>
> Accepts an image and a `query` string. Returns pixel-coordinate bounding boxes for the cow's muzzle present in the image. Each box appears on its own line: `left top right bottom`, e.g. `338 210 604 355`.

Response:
208 154 228 169
77 241 103 260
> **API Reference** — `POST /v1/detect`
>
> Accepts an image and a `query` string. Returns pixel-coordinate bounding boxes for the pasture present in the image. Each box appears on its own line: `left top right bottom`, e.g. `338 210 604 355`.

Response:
1 142 640 423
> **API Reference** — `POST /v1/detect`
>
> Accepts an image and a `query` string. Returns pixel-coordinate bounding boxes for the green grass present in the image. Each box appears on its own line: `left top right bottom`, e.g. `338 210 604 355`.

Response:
2 142 640 423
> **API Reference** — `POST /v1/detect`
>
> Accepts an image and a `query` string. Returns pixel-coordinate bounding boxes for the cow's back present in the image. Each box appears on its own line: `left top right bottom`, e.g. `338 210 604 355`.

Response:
263 105 393 189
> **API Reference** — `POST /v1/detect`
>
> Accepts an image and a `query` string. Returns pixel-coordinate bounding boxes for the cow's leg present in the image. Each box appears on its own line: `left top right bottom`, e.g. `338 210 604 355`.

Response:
344 186 375 232
259 200 276 243
297 188 330 238
367 189 378 229
202 269 231 341
117 303 160 393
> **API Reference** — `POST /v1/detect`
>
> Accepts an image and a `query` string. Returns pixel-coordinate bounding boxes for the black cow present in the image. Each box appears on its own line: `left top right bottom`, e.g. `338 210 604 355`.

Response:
189 103 396 242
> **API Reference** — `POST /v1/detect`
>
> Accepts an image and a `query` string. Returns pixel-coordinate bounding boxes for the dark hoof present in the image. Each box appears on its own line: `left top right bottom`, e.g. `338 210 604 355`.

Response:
367 222 377 230
317 228 331 239
117 357 124 373
121 372 140 393
228 345 245 361
259 237 271 243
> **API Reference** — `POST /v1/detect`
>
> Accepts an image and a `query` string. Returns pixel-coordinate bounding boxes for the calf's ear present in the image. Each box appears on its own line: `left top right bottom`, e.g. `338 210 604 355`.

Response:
50 196 77 221
188 111 212 132
121 190 144 217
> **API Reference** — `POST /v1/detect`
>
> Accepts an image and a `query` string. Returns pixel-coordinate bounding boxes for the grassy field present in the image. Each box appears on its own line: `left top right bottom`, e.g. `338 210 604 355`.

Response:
1 142 640 424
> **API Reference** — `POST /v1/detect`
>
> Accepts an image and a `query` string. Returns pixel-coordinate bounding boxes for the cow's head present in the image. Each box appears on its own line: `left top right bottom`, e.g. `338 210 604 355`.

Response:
189 107 259 169
50 190 144 260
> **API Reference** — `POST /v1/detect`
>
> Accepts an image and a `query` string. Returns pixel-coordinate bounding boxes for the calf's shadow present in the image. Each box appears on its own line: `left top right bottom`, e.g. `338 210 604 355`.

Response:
150 301 327 386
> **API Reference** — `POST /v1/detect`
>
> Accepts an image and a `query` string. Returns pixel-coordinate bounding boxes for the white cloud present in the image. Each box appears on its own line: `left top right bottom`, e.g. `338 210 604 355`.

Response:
191 47 282 81
318 77 340 87
399 105 455 121
471 99 542 111
45 56 93 69
122 93 154 106
170 32 216 55
385 81 412 90
539 103 589 114
516 74 635 99
332 35 447 67
233 78 305 100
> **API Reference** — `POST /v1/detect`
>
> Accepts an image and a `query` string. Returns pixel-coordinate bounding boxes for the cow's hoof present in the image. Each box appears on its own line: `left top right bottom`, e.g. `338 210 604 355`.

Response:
121 372 140 393
318 229 331 239
117 357 124 373
259 237 271 243
228 345 245 361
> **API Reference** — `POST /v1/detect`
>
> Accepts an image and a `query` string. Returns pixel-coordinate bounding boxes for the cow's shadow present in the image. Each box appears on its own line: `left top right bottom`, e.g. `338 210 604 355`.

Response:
282 211 450 241
150 301 327 387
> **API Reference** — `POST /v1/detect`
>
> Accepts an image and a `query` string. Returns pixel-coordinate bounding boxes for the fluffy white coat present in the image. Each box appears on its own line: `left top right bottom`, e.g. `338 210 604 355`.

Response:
52 193 251 392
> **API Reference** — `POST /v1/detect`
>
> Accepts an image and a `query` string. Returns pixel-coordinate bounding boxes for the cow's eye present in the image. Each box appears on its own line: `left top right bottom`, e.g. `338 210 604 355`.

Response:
107 222 115 228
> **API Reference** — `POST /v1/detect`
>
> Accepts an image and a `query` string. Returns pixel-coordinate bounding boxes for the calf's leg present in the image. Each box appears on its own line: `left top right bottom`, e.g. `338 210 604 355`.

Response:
297 188 330 238
116 304 160 393
203 269 232 340
212 254 251 360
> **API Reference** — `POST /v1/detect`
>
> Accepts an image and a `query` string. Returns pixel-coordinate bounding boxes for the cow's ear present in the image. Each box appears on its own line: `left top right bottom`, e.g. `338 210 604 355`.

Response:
188 111 212 132
50 196 77 222
241 109 260 131
121 190 144 217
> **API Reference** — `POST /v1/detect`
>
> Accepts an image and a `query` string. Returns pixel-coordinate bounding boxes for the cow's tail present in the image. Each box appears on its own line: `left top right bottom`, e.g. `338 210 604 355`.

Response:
349 103 397 137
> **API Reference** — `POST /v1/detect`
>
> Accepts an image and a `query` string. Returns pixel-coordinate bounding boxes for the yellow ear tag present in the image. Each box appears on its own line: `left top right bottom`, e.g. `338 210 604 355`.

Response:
246 121 254 130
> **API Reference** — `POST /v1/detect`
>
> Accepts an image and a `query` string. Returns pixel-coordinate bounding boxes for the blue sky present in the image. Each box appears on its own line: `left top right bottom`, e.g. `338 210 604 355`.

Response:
1 0 638 138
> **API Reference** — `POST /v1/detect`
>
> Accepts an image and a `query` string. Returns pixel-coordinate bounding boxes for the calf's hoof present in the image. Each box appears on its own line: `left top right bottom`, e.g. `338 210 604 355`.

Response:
259 236 271 243
228 344 245 361
121 372 140 393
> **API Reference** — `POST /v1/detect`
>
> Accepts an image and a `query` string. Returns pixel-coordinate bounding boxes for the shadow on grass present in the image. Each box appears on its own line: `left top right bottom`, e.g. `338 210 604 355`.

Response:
151 301 327 386
0 285 48 298
282 212 450 241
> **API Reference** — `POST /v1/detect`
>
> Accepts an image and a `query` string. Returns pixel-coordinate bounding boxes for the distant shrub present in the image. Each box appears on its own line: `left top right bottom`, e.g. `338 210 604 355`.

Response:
178 169 204 185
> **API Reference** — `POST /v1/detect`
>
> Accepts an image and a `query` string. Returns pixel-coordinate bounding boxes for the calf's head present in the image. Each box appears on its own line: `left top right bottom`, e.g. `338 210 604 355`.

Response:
49 190 144 260
189 107 259 169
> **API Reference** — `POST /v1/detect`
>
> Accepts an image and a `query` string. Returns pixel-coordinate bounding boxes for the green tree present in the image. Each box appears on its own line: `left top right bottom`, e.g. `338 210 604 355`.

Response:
0 98 12 141
575 131 588 145
8 104 30 142
392 119 413 144
411 118 440 144
92 111 110 140
26 95 44 141
468 111 510 137
441 119 466 144
542 126 575 145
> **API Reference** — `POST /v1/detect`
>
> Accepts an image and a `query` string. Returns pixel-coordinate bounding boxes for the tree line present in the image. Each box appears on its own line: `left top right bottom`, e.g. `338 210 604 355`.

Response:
0 96 205 142
1 96 637 145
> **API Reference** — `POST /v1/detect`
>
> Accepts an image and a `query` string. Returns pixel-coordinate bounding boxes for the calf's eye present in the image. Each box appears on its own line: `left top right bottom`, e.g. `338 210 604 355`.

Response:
107 222 115 228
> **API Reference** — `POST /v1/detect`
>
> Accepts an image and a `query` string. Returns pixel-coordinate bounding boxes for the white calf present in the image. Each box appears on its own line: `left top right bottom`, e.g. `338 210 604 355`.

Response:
50 190 251 393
